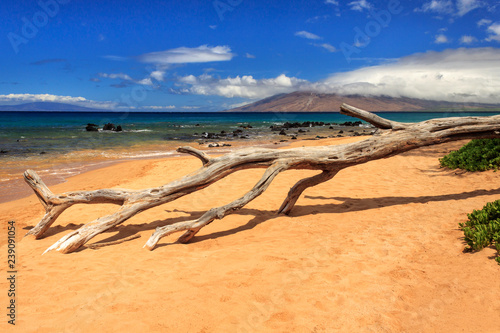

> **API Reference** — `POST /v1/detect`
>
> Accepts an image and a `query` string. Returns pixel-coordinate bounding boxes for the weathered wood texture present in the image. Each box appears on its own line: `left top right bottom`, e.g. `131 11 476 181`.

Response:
23 104 500 254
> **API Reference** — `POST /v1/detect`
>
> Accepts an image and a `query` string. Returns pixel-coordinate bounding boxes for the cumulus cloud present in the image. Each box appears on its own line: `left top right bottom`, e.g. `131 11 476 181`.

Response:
175 73 309 99
310 47 500 103
295 31 322 40
486 23 500 42
98 71 164 87
174 48 500 104
456 0 484 16
137 105 176 110
459 35 477 44
434 34 450 43
0 93 115 109
348 0 372 11
137 45 234 64
415 0 485 16
477 18 492 26
415 0 454 14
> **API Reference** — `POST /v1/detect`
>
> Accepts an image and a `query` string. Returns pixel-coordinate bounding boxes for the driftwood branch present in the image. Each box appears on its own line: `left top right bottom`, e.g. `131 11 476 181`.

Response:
24 104 500 254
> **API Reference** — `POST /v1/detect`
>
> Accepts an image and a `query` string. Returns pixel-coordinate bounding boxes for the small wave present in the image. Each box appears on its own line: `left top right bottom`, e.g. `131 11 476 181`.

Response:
127 129 153 133
101 151 176 159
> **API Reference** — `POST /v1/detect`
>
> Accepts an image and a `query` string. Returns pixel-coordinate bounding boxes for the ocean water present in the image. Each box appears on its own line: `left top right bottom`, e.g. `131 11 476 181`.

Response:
3 110 499 157
1 110 499 202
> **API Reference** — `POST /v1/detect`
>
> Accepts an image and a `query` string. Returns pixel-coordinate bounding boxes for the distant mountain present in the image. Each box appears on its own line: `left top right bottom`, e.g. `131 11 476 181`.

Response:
0 102 105 112
225 92 500 112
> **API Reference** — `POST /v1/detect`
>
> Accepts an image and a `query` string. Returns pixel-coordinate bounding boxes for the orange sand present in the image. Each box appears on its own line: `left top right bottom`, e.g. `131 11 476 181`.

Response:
1 137 500 332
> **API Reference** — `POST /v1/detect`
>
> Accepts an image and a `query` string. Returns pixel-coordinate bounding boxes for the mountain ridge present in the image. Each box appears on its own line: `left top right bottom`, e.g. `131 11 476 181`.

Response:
225 92 500 112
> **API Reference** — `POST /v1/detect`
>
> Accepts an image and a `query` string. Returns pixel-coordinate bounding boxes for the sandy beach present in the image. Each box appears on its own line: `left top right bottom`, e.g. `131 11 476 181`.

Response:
1 137 500 332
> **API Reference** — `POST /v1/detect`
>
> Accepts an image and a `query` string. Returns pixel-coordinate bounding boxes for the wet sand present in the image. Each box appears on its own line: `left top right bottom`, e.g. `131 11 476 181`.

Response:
1 137 500 332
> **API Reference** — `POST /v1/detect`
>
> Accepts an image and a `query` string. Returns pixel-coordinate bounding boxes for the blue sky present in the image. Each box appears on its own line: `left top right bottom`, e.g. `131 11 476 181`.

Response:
1 0 500 111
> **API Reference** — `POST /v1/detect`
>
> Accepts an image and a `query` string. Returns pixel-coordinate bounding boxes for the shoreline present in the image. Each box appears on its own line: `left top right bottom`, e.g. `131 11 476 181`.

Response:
1 125 370 204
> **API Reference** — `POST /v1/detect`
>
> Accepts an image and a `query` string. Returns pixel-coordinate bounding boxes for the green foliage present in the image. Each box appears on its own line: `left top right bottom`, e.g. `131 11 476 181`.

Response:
460 200 500 264
439 139 500 171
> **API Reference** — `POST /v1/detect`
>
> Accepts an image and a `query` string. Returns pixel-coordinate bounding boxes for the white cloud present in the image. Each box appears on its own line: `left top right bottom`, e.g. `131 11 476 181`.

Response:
295 31 322 40
315 43 337 52
486 23 500 42
459 35 477 44
246 53 256 58
434 34 450 43
140 105 176 110
149 70 166 82
0 93 115 109
415 0 454 14
416 0 485 16
348 0 372 11
477 18 492 26
98 73 133 81
98 70 165 86
311 47 500 103
325 0 339 5
176 73 309 99
137 45 234 64
456 0 484 16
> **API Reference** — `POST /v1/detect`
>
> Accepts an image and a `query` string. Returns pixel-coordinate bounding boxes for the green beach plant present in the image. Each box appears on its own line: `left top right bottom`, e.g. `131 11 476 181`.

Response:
439 138 500 171
460 200 500 265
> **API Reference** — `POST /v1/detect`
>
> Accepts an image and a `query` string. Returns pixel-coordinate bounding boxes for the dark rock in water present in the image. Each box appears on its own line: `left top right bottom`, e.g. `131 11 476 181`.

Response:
316 136 327 139
329 126 334 129
348 130 354 132
340 121 362 127
222 143 232 147
339 130 344 134
291 135 297 140
220 130 226 135
298 129 306 133
40 151 46 154
279 129 287 135
86 123 99 132
354 132 361 136
115 125 123 132
194 132 198 135
280 139 288 142
0 150 8 154
195 124 200 127
103 123 116 131
233 129 243 134
201 132 218 139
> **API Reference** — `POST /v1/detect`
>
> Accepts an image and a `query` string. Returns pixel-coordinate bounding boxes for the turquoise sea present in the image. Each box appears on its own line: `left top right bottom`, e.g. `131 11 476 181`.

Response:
1 110 499 202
